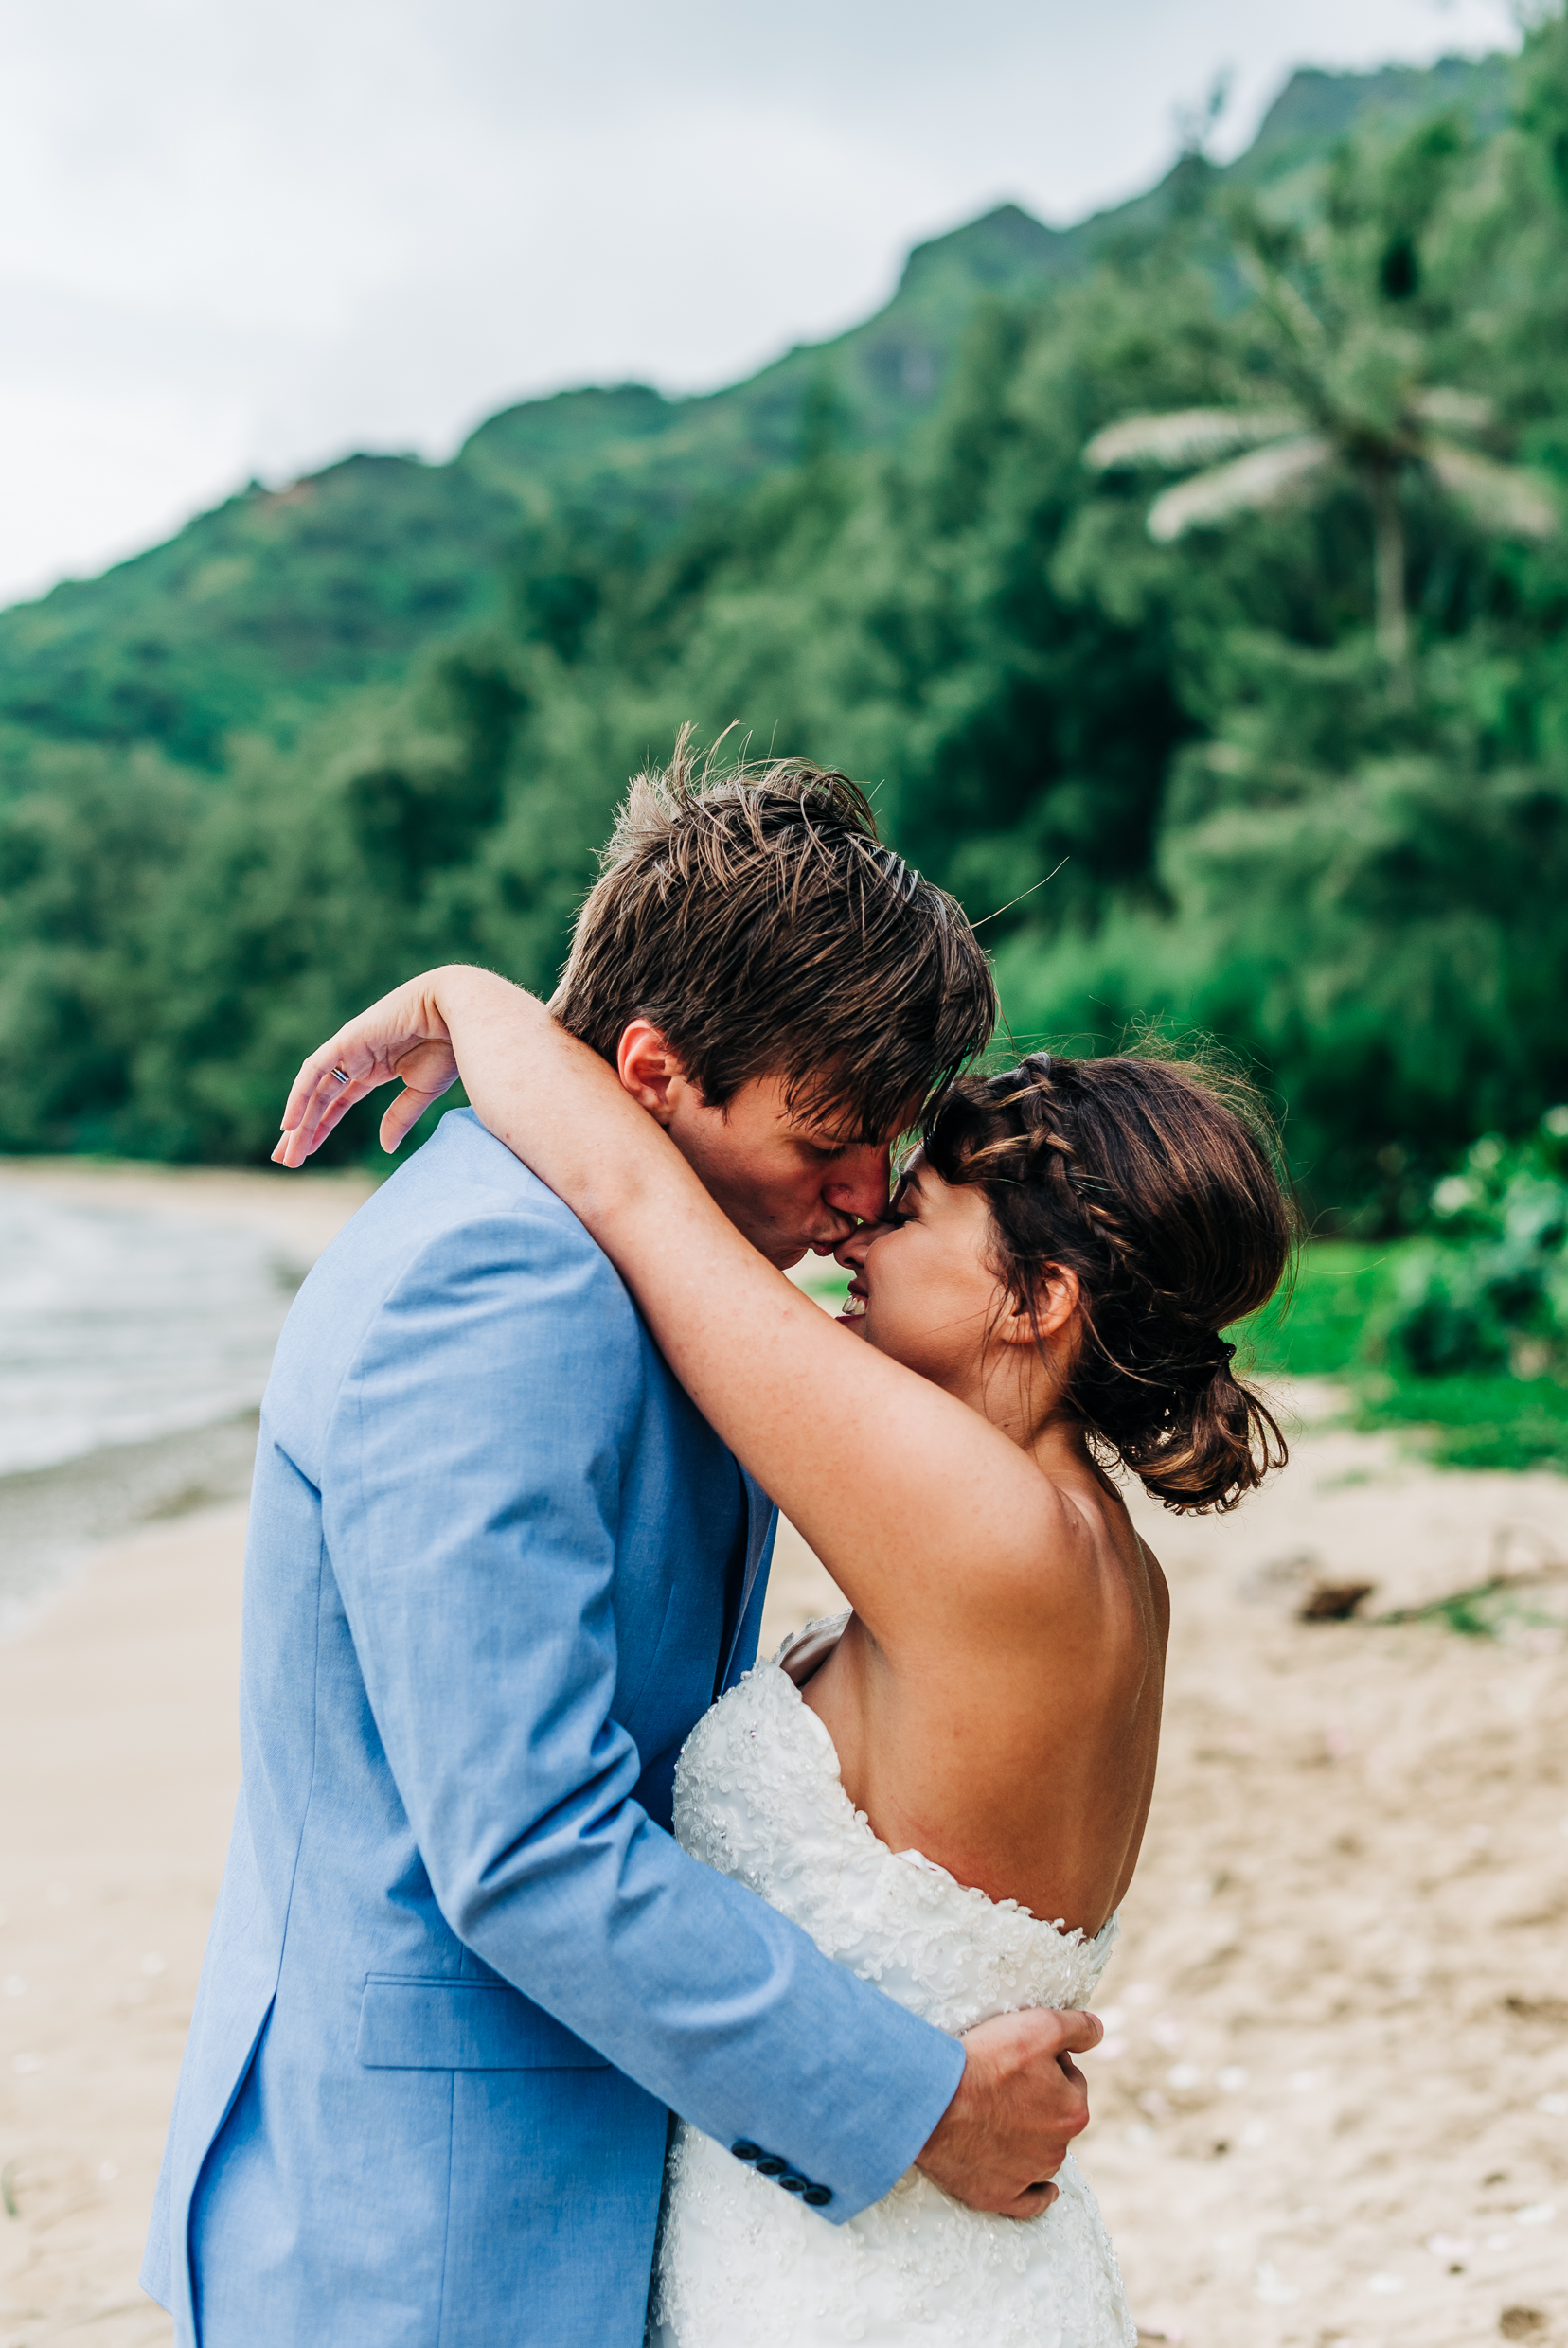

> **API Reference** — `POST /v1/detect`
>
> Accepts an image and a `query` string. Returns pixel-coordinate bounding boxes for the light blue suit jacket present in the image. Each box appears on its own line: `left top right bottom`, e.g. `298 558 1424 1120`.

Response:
143 1111 964 2345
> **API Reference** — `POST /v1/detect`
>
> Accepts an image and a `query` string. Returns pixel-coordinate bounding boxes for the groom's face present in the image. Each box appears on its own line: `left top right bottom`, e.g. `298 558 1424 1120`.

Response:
615 1021 897 1267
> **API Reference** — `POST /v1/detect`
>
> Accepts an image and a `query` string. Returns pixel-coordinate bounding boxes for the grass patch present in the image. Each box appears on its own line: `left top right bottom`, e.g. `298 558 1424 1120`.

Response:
1237 1240 1405 1380
1232 1240 1568 1474
1354 1373 1568 1472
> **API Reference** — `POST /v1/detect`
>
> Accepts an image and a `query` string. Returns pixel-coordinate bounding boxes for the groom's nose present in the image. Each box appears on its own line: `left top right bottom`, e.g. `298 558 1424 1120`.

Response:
823 1144 892 1228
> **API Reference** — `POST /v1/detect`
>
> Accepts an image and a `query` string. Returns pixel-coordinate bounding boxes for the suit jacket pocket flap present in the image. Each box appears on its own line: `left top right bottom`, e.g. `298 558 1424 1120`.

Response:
356 1977 610 2070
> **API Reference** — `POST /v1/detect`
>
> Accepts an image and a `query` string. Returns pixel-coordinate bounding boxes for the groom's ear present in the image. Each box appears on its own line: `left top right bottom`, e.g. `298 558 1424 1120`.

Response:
615 1020 697 1126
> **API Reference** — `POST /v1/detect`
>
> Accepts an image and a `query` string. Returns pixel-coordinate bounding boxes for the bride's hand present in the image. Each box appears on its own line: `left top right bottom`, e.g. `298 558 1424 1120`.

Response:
273 969 463 1168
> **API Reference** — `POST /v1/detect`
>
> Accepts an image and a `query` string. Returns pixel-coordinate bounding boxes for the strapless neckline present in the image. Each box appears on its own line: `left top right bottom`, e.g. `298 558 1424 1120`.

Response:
774 1610 1118 1950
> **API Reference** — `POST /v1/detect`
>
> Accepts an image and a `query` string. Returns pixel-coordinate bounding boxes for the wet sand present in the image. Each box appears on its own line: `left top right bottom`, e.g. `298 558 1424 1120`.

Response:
1 1163 1564 2346
0 1504 248 2344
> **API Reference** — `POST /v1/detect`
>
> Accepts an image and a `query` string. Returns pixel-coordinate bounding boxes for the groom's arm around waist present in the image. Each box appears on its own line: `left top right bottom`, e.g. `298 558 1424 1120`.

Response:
319 1201 964 2220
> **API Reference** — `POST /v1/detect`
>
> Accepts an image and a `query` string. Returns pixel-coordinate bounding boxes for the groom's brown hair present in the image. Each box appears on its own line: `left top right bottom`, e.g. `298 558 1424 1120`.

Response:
552 727 996 1136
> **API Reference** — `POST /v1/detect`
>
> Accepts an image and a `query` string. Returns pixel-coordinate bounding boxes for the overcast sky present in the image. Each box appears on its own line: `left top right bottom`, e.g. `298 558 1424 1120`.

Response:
0 0 1518 606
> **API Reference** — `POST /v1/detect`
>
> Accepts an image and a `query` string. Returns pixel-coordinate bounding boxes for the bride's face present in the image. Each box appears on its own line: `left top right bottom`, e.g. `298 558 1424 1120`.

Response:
836 1155 1010 1393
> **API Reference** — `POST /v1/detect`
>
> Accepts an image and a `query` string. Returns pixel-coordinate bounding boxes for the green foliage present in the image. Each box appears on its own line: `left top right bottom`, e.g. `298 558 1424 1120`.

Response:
0 458 521 765
1234 1108 1568 1472
1235 1239 1400 1379
1237 1240 1568 1474
998 671 1568 1209
0 745 200 1148
1357 1372 1568 1472
1083 102 1560 692
1383 1117 1568 1373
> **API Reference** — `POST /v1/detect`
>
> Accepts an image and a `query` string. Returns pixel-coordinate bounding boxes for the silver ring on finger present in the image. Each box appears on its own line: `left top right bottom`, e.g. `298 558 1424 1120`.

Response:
330 1066 352 1087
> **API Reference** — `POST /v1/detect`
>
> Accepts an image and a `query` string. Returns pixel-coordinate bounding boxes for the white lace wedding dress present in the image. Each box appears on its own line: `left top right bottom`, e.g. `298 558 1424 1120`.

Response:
649 1616 1134 2348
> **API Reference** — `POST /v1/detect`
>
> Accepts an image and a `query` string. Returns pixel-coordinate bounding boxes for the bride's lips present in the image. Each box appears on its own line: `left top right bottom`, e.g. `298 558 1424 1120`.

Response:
839 1274 869 1323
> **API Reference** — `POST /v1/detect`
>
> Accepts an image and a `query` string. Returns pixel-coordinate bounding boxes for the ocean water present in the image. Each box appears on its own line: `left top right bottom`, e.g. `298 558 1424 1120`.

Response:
0 1187 296 1476
0 1186 301 1627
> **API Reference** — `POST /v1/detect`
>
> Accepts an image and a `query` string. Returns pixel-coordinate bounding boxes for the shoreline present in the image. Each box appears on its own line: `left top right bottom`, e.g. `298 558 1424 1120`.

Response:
0 1159 375 1645
0 1157 379 1270
0 1415 261 1645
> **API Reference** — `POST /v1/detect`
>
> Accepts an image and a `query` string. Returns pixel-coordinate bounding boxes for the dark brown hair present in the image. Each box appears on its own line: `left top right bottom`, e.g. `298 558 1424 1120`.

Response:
552 729 997 1136
923 1050 1294 1511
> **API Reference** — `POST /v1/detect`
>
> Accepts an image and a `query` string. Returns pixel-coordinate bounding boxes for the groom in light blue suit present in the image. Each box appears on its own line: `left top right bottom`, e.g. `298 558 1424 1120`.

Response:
143 751 1096 2344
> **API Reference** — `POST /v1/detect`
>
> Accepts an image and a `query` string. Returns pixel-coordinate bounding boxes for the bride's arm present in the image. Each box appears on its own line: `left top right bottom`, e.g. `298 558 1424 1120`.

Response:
276 967 1073 1645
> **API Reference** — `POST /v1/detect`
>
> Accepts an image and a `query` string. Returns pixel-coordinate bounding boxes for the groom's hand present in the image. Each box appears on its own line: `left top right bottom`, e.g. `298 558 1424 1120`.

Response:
915 2008 1100 2219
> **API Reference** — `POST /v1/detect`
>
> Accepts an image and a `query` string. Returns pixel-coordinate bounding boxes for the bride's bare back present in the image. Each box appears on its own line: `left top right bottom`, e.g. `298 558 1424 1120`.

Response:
802 1474 1167 1939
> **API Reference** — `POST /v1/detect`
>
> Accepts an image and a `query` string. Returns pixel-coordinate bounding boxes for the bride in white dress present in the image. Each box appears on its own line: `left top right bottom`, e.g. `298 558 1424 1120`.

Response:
277 967 1292 2347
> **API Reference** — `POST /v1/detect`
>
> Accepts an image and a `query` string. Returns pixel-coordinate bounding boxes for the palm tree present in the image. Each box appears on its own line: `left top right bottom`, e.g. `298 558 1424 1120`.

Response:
1083 199 1557 698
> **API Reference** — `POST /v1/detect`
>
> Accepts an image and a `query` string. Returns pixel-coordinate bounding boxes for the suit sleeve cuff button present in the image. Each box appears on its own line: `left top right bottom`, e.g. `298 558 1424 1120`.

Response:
802 2184 833 2207
730 2141 762 2162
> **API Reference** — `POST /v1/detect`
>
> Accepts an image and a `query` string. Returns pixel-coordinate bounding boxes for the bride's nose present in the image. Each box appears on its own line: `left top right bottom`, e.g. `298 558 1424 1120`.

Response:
833 1218 887 1272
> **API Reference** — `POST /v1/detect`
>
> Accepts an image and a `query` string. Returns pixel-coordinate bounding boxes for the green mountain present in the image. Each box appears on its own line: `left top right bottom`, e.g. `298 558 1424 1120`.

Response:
0 49 1514 772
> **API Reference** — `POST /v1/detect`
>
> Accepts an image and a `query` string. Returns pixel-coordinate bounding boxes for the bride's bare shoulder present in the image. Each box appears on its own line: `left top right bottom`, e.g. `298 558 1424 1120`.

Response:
1011 1464 1168 1624
1133 1529 1172 1647
962 1452 1093 1586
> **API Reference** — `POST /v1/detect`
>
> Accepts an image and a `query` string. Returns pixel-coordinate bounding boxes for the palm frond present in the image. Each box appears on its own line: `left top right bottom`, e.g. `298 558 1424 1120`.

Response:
1083 407 1306 473
1425 438 1559 539
1413 387 1496 435
1235 241 1328 356
1147 436 1334 542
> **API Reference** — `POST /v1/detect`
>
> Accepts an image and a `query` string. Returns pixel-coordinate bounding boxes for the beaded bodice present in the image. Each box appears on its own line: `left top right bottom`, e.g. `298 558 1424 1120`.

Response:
675 1616 1118 2029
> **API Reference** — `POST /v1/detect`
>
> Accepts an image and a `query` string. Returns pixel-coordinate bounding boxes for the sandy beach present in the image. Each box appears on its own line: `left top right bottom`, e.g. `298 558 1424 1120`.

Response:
1 1162 1565 2346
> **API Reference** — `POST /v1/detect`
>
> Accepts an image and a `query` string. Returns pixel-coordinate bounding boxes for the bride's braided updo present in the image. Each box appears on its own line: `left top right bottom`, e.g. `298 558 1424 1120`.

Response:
921 1050 1294 1511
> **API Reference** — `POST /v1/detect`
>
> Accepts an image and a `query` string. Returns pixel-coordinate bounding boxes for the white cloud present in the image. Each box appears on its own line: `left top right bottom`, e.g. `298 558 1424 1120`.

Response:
0 0 1520 604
